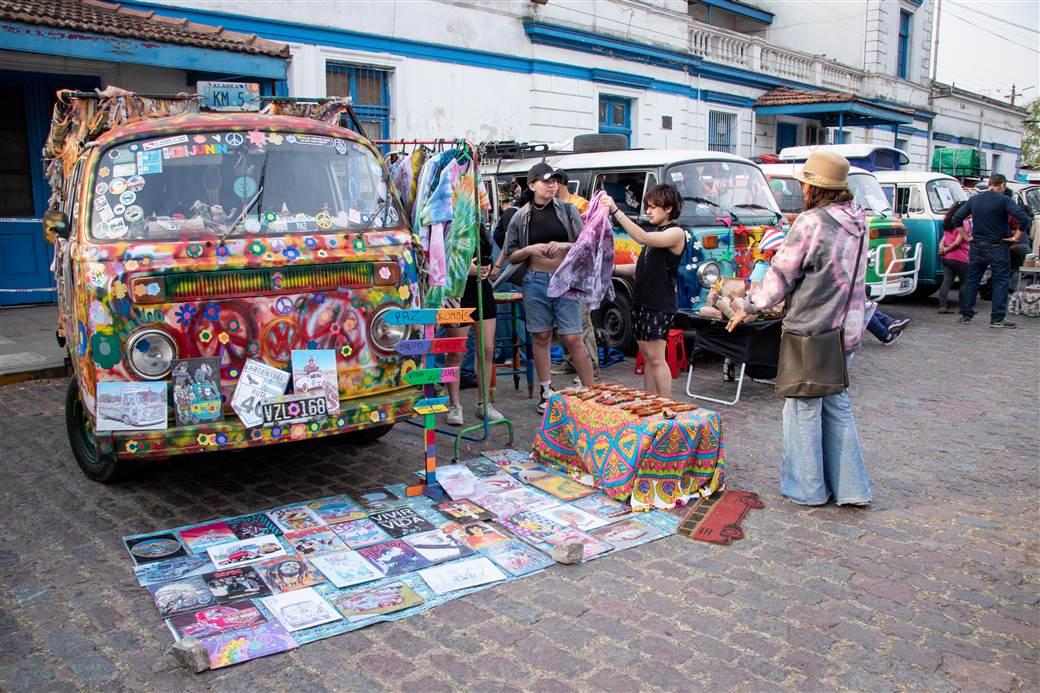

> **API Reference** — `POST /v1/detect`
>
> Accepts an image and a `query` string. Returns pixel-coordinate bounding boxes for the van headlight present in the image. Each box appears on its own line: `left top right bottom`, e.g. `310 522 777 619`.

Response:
369 308 408 353
125 329 177 380
697 261 721 288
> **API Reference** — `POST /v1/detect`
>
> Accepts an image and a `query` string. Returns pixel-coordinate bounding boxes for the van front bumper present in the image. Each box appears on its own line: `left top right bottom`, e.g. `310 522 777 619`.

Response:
97 388 421 461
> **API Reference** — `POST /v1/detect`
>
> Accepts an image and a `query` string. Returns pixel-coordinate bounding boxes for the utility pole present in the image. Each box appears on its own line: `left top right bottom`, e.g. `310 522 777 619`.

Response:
927 0 943 171
1010 83 1017 107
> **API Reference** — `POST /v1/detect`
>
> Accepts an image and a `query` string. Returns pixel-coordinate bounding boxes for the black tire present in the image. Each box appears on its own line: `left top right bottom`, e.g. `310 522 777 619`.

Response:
342 423 394 445
66 377 132 483
598 289 636 355
572 133 628 154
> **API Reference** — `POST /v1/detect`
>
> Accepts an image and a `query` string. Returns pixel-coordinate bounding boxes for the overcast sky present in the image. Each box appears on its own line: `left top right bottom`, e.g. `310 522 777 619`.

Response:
933 0 1040 104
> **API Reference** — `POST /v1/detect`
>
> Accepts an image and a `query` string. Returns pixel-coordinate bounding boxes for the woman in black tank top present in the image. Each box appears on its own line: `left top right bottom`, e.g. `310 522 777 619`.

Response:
601 184 686 397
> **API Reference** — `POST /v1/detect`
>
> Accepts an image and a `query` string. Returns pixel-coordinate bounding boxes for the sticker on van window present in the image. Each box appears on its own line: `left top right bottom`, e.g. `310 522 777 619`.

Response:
234 177 258 198
670 171 684 182
143 134 189 151
108 148 133 163
109 179 127 195
334 139 347 154
95 182 109 195
163 145 190 160
127 176 145 193
136 150 163 175
119 191 136 206
112 204 125 216
113 163 136 178
102 218 128 239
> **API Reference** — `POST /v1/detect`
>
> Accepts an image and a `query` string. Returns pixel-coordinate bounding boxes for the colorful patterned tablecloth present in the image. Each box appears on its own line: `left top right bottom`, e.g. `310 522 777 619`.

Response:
533 393 725 511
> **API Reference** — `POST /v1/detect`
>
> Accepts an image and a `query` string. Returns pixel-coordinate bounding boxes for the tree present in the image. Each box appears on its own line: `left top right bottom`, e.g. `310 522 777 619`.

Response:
1022 98 1040 170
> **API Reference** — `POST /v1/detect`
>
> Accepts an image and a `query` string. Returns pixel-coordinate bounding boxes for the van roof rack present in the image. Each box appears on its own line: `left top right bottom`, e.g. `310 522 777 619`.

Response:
478 140 563 162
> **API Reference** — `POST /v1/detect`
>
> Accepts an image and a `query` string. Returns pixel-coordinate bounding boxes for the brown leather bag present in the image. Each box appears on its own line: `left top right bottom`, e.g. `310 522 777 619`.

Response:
775 225 864 398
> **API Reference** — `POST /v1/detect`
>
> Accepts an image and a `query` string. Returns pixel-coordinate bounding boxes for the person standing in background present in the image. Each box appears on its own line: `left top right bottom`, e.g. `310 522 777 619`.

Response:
937 201 972 314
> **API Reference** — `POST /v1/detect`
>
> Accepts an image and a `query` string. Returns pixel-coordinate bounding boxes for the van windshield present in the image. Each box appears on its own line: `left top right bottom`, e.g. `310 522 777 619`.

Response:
665 161 779 224
90 131 401 241
926 178 968 213
848 173 894 217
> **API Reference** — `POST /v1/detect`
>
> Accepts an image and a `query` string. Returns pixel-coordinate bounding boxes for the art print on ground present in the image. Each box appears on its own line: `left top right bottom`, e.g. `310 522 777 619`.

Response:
367 508 436 538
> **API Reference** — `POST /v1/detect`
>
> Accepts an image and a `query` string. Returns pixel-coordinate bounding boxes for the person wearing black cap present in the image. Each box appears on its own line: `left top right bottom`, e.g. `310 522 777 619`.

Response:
554 169 589 214
501 162 594 413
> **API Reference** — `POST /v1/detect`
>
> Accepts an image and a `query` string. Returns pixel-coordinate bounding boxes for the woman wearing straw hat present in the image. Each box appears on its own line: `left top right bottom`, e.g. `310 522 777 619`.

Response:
727 150 872 507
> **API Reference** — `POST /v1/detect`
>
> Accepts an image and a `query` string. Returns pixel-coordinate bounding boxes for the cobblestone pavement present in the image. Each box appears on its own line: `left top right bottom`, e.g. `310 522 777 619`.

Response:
1 299 1037 692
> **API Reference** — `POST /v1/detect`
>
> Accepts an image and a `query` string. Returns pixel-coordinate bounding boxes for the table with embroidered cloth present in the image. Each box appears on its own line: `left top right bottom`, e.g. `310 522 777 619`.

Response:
532 385 725 511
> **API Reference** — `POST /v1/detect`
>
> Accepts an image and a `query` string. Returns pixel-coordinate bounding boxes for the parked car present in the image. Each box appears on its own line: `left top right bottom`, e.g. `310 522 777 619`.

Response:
45 88 422 482
484 149 785 352
761 164 921 299
874 171 969 295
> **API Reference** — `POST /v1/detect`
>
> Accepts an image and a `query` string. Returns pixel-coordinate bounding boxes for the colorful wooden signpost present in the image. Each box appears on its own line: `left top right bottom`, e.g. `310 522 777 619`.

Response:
391 307 475 499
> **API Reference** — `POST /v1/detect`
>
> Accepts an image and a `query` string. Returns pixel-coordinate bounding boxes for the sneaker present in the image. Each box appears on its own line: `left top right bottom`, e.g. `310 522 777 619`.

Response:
476 402 505 421
550 361 575 375
888 318 910 335
537 388 555 414
881 332 901 346
990 319 1017 329
445 405 463 426
959 315 973 324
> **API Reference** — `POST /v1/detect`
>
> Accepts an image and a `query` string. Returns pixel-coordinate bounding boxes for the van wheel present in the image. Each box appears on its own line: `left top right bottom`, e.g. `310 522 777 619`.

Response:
599 291 636 355
343 423 394 445
66 378 131 483
572 133 629 154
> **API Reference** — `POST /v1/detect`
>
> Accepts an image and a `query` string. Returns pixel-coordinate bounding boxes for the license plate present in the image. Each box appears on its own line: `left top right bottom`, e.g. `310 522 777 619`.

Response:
198 81 260 112
261 393 328 426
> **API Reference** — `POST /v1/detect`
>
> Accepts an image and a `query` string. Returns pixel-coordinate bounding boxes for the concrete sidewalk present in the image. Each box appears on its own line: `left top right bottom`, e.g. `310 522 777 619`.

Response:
0 304 67 384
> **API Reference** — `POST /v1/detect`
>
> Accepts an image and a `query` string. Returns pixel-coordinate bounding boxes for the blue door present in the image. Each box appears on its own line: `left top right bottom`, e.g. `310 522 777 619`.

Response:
776 122 798 152
599 95 632 146
0 71 99 306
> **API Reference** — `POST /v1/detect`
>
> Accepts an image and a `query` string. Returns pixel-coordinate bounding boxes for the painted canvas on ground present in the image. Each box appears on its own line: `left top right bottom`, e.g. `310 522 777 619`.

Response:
202 567 271 602
529 474 597 501
537 504 610 532
442 522 511 550
404 529 475 564
497 511 569 543
262 587 342 632
418 556 507 595
435 499 494 524
309 551 385 588
463 457 501 478
284 529 347 556
179 522 238 553
171 357 222 427
231 359 289 428
226 514 280 540
435 465 484 500
256 554 325 593
367 508 436 538
125 533 187 566
202 621 298 668
290 349 340 414
330 519 390 549
540 528 613 559
357 540 432 577
135 556 210 587
474 487 560 518
307 496 366 524
207 535 286 570
148 576 218 617
478 473 523 494
265 505 327 534
167 600 268 640
354 487 400 512
330 582 424 621
95 381 168 432
479 540 553 577
590 518 666 550
572 494 633 522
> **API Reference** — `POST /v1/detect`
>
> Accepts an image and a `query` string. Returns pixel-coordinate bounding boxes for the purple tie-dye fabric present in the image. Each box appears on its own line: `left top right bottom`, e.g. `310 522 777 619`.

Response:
548 191 616 305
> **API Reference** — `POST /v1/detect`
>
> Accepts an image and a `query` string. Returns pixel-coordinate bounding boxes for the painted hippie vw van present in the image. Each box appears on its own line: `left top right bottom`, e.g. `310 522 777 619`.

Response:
44 88 422 481
761 164 921 299
484 149 784 351
874 171 969 293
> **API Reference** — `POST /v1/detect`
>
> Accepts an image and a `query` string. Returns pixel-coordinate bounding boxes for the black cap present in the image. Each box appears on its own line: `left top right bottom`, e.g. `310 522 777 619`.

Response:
527 162 563 183
555 169 571 185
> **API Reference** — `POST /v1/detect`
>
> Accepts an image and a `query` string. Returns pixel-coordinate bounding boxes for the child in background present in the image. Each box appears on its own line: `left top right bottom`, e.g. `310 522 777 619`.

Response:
938 200 972 314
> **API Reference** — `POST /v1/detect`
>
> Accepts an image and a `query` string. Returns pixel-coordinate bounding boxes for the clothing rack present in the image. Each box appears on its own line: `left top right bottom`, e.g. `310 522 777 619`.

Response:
374 138 514 457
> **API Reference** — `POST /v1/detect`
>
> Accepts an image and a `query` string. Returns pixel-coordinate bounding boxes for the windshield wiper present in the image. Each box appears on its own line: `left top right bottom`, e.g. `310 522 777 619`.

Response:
220 154 268 244
732 203 782 225
683 195 724 210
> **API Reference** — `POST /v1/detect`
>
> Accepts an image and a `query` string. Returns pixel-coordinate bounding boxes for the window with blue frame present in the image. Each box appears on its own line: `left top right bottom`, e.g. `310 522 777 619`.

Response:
325 64 391 140
599 95 631 146
897 10 912 80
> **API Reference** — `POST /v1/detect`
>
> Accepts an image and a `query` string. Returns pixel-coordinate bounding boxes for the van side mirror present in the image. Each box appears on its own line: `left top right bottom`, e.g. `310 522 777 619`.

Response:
43 210 69 243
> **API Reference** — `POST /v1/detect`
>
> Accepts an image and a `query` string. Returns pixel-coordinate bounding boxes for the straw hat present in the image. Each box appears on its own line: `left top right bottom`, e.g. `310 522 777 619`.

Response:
792 150 850 190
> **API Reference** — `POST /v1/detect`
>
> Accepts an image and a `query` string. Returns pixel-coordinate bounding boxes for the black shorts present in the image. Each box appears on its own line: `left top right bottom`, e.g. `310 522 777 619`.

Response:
632 303 674 342
461 277 496 317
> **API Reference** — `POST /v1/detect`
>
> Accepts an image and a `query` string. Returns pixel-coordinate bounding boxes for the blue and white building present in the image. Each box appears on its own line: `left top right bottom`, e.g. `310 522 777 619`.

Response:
0 0 1027 304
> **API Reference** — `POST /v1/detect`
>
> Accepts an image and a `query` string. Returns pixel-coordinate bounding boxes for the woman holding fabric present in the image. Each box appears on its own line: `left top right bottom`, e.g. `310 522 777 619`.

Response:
599 184 686 397
502 162 595 413
726 151 872 507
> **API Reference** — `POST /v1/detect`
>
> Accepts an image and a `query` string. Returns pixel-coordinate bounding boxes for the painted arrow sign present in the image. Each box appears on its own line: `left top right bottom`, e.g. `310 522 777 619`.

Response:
403 367 459 385
384 308 474 326
413 396 450 415
395 337 468 356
